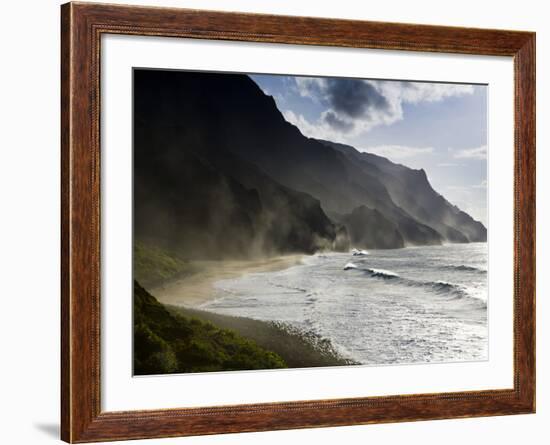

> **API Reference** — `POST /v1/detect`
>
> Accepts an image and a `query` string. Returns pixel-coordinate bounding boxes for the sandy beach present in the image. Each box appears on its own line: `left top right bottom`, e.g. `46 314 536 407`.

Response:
146 254 354 368
151 255 304 307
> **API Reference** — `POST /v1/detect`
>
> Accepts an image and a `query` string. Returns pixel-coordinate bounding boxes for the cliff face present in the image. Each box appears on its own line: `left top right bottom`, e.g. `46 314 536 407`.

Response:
322 141 487 243
339 206 405 250
134 70 339 258
134 69 486 254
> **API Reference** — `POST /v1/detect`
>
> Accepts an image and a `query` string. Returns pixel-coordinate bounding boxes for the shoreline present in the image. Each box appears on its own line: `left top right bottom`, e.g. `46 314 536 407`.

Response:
138 243 486 371
151 254 304 307
167 304 355 368
143 254 356 369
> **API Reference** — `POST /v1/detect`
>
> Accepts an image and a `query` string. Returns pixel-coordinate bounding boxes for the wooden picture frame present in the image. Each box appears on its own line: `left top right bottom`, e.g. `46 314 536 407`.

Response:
61 2 535 442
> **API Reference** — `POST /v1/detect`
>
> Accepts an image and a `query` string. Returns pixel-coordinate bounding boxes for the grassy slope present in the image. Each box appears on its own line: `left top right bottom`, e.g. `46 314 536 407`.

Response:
168 306 355 369
134 280 287 375
133 243 353 373
133 242 195 288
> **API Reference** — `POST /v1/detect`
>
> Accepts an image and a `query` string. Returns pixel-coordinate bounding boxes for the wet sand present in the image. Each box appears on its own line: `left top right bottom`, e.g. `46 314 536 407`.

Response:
151 255 304 307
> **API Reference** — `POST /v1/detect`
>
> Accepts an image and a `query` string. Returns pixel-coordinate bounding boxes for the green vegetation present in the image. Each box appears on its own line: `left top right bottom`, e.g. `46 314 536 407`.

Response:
134 281 287 375
133 242 195 288
168 306 355 368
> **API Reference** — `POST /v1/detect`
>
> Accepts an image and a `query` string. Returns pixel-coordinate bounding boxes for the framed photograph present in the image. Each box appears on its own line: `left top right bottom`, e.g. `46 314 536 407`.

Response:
61 2 535 442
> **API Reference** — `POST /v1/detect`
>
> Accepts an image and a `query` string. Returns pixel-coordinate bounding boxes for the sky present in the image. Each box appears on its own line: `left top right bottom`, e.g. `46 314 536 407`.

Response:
250 74 488 226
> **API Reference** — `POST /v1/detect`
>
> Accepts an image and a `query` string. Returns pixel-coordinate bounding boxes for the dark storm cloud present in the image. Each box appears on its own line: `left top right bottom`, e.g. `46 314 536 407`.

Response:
286 76 476 139
324 79 391 119
323 111 355 132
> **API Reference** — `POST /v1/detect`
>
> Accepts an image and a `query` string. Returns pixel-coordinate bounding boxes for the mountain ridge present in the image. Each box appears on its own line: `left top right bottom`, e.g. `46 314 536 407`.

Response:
133 69 486 256
320 140 486 243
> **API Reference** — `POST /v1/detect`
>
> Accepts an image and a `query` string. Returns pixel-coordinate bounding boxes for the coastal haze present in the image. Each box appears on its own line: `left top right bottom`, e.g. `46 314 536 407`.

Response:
133 69 488 375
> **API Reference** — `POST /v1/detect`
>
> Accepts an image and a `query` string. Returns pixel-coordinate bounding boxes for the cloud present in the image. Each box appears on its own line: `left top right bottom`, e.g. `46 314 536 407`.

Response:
473 179 487 188
325 78 391 119
445 180 487 192
272 92 287 105
453 145 487 160
295 77 324 101
437 162 462 167
323 110 355 132
382 81 475 104
282 110 341 141
289 77 475 140
358 145 434 160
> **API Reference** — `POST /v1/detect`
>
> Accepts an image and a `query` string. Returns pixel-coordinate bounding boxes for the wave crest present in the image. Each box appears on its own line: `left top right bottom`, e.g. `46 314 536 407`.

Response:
344 263 485 308
416 280 486 308
341 258 486 308
365 268 400 279
440 264 487 273
343 263 399 279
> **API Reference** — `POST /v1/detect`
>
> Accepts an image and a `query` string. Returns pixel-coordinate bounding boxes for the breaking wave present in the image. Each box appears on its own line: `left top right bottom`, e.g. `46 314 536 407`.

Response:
440 264 487 274
344 262 485 307
343 263 399 279
405 279 486 308
364 267 400 279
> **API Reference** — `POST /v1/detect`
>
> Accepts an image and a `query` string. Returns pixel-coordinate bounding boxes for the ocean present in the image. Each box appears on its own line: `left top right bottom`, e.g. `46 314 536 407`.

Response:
200 243 488 366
